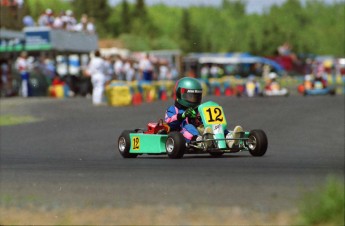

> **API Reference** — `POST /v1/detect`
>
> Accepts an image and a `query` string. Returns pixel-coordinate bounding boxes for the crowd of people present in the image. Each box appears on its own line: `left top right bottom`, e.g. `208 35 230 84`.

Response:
22 8 96 33
101 53 178 83
85 51 179 105
0 50 180 103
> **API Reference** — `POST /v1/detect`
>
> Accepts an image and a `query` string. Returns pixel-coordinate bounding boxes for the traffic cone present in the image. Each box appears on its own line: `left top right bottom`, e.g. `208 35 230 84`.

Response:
215 87 221 96
160 90 168 101
132 92 142 105
225 87 233 96
146 90 154 103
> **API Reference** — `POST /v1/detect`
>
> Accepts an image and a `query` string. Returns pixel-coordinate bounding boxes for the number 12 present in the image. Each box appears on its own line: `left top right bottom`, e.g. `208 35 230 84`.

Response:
206 107 223 123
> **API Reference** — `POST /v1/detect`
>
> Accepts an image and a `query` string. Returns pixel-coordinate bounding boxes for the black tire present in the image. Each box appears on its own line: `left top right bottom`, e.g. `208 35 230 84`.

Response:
165 132 186 159
248 130 268 157
118 130 138 158
209 152 224 157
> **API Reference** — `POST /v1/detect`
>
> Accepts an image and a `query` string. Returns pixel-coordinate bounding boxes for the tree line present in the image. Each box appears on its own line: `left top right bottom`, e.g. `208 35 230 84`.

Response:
22 0 345 56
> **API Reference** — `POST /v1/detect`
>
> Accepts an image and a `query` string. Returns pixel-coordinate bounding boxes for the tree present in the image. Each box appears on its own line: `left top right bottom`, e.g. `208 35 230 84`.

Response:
130 0 158 41
221 0 245 17
133 0 147 18
179 9 192 52
120 0 131 33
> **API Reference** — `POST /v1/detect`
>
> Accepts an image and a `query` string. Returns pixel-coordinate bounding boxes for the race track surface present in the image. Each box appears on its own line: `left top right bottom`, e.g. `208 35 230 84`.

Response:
1 95 344 223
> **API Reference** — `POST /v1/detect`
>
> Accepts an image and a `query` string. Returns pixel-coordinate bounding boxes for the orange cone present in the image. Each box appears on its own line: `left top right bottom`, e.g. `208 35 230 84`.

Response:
225 87 233 96
215 87 221 96
161 90 167 101
132 92 142 105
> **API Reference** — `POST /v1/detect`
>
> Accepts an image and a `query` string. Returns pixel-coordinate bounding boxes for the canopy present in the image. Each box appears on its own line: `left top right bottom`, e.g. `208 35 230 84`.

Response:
198 53 284 72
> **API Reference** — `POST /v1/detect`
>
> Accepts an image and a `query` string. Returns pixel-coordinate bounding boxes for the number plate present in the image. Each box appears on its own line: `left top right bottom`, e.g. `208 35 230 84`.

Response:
202 106 226 125
132 136 140 150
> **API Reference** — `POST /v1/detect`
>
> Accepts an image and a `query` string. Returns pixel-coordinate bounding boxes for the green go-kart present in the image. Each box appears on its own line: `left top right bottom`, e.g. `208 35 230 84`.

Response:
118 101 268 159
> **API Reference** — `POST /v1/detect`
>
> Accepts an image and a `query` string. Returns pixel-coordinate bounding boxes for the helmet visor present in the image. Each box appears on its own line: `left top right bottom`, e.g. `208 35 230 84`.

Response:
181 89 202 104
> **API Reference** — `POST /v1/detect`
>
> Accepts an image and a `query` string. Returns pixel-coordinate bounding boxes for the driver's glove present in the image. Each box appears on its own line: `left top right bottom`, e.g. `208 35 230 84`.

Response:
182 108 196 119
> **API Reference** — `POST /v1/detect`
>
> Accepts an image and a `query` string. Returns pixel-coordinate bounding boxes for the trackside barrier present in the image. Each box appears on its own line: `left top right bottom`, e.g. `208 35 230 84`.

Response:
326 74 345 94
197 79 209 97
104 75 345 107
106 80 174 107
128 81 143 105
156 80 175 100
139 81 158 103
48 84 70 98
208 78 222 96
106 81 133 106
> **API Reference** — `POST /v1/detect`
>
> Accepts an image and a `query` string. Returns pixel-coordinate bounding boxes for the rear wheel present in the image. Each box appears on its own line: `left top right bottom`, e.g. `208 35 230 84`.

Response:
166 132 186 159
248 130 268 157
118 130 138 158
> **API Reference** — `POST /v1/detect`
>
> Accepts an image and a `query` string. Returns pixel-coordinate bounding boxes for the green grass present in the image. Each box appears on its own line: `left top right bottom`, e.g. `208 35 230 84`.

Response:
298 177 345 226
0 115 39 126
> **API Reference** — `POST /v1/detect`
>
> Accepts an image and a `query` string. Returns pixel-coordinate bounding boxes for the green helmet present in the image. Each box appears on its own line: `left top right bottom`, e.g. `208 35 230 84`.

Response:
174 77 203 108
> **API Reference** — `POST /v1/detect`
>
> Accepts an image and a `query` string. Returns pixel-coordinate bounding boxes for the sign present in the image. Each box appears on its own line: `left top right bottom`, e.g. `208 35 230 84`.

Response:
25 29 52 50
0 39 24 52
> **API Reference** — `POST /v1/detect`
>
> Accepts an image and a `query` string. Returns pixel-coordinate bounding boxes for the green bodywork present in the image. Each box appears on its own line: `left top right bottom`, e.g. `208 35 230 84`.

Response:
129 134 167 154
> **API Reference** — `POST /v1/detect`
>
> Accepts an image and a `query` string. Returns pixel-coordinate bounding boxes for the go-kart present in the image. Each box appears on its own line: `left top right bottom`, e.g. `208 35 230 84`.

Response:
118 101 268 159
263 84 289 97
298 81 335 96
263 88 289 97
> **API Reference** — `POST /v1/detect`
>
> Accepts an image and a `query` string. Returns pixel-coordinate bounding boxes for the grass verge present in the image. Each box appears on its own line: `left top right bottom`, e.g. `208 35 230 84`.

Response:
0 115 39 126
298 177 344 226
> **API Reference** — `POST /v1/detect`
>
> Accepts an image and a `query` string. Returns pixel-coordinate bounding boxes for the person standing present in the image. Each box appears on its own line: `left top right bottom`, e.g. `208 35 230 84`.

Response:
87 50 106 105
15 51 31 97
139 53 153 82
158 59 170 81
113 55 124 81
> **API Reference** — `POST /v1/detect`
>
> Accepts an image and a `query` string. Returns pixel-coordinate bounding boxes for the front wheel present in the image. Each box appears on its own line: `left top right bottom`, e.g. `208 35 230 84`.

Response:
166 132 186 159
248 130 268 157
118 130 138 158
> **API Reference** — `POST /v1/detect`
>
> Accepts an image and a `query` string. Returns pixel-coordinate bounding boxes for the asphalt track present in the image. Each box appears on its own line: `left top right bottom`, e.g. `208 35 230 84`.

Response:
0 95 344 217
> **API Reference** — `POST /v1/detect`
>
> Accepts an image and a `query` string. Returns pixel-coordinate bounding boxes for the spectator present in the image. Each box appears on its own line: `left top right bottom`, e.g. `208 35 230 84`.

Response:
53 11 66 29
86 17 96 33
38 9 54 27
0 59 12 96
114 55 124 80
22 14 35 27
200 65 209 80
103 55 114 84
86 50 107 105
15 51 31 97
278 42 292 56
44 57 56 82
64 10 77 31
210 64 219 78
170 64 179 81
158 59 170 80
75 14 88 32
139 53 153 82
124 59 135 82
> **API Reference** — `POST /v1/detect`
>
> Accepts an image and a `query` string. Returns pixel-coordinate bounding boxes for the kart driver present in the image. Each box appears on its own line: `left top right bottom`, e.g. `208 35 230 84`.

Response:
164 77 243 148
265 72 281 91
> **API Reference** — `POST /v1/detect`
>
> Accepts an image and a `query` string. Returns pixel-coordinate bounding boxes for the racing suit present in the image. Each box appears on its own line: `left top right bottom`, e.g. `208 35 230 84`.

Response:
164 101 201 142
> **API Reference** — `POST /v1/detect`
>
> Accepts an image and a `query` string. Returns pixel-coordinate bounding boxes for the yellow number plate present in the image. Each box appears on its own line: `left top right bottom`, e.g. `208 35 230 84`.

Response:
203 106 226 125
132 136 140 150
